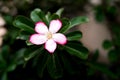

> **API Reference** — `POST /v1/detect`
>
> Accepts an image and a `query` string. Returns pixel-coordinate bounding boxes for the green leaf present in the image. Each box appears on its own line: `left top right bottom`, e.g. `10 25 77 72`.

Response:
6 48 25 72
60 53 75 74
13 16 34 33
30 8 42 22
45 12 51 24
0 45 9 70
102 40 112 50
17 35 29 40
59 18 70 33
70 16 89 29
50 14 59 21
24 46 44 61
17 31 30 40
66 31 82 41
64 42 88 59
25 40 34 46
0 45 9 61
14 48 25 65
3 14 13 25
37 52 49 77
47 54 63 79
7 63 16 72
30 8 48 25
55 8 64 17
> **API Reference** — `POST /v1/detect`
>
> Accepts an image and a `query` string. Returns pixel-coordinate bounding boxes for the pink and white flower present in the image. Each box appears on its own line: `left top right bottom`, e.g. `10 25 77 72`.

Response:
29 19 67 53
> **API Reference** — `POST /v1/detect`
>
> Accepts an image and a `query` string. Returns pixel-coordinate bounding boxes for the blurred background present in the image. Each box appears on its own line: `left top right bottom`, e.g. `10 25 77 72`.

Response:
0 0 120 80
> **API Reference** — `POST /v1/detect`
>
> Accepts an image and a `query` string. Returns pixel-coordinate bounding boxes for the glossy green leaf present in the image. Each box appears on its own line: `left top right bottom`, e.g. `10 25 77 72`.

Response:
3 14 13 25
59 18 70 33
30 8 48 25
47 54 63 79
13 16 34 33
45 12 51 24
66 31 82 41
64 42 88 59
17 35 29 40
50 14 59 21
70 16 89 29
17 31 31 40
24 46 44 61
30 8 42 22
55 8 64 17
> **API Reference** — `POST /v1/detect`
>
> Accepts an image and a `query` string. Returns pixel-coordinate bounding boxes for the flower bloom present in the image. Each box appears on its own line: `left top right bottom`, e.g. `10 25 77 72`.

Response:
29 19 67 53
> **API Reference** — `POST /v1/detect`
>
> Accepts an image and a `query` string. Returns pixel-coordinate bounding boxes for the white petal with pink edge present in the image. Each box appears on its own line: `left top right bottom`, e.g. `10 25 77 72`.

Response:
29 34 47 45
49 19 62 33
53 33 67 45
35 22 48 34
45 39 57 53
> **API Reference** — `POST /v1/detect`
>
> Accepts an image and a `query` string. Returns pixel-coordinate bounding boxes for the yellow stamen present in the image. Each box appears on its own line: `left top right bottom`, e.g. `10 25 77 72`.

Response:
46 32 52 39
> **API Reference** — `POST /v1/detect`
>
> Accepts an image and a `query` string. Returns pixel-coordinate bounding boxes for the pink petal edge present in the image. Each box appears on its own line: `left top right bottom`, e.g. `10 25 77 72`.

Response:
44 39 57 53
53 33 67 45
29 34 47 45
35 22 48 34
49 19 62 33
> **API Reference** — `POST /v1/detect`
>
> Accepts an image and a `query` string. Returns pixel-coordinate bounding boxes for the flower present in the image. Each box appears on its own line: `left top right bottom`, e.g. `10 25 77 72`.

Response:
29 19 67 53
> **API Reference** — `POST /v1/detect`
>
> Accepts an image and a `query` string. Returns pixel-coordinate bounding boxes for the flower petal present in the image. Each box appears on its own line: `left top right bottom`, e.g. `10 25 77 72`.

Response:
45 39 57 53
53 33 67 45
29 34 47 45
35 22 48 34
49 19 62 33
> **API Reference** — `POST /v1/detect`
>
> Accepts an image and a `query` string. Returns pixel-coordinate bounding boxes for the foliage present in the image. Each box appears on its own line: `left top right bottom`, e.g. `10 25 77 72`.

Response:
12 8 89 79
0 0 120 80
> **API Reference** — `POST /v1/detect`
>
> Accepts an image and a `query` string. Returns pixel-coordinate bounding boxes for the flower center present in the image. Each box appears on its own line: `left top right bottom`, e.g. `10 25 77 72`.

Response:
46 32 52 39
